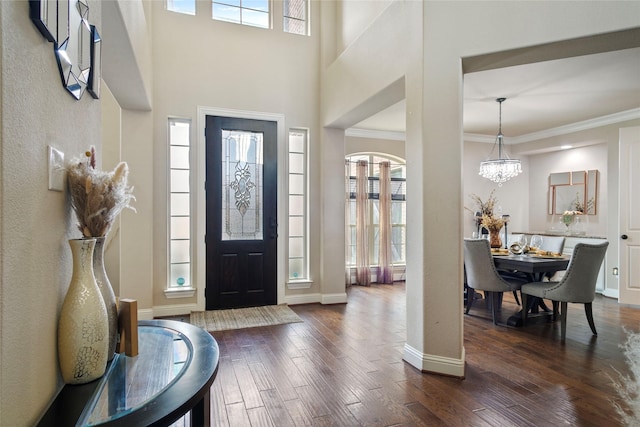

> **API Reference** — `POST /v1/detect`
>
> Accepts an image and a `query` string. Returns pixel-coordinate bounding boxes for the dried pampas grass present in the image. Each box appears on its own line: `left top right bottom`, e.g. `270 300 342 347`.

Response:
67 146 135 237
610 327 640 425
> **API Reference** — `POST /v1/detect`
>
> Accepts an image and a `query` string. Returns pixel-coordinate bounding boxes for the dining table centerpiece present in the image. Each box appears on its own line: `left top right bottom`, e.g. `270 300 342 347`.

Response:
466 190 498 237
481 214 505 248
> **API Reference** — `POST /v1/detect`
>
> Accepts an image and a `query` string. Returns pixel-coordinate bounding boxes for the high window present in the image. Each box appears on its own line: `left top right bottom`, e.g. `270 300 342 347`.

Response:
288 129 309 284
346 154 406 270
167 119 194 295
283 0 308 35
167 0 196 15
212 0 270 28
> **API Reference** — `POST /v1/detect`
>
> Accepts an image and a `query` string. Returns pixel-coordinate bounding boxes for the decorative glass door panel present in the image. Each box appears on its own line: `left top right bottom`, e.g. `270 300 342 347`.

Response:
205 116 277 309
221 130 264 241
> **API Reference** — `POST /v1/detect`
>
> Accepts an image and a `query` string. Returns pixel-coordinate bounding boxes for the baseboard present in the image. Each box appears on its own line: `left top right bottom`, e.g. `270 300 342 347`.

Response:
286 293 322 305
152 303 199 318
321 292 348 304
403 343 466 378
602 288 619 299
286 292 348 305
137 308 154 320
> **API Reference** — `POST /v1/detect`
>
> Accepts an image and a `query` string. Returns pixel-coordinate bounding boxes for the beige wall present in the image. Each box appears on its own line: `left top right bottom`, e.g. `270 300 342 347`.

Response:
148 0 322 313
322 0 640 375
2 0 640 423
0 1 102 424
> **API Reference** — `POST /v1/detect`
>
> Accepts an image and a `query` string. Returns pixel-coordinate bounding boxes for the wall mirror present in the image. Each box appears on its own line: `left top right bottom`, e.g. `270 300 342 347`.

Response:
30 0 100 100
548 170 598 215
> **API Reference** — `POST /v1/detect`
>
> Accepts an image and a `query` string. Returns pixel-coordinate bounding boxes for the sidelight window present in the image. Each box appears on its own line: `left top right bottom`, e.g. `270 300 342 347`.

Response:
288 129 308 283
167 118 194 295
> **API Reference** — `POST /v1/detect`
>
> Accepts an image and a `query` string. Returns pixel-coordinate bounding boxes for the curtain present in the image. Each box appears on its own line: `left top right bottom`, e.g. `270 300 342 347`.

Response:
345 159 352 286
377 161 393 283
355 160 371 286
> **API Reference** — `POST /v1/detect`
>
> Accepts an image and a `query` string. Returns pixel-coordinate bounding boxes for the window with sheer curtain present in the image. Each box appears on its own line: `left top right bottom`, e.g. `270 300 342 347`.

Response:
345 154 406 284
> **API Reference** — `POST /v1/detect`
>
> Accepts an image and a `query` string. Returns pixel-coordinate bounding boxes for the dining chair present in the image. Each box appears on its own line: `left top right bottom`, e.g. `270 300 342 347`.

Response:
539 236 566 280
463 238 527 325
521 241 609 341
539 235 565 254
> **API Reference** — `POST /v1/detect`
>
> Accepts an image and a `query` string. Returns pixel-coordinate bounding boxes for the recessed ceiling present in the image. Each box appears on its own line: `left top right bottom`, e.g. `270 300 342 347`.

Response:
351 47 640 139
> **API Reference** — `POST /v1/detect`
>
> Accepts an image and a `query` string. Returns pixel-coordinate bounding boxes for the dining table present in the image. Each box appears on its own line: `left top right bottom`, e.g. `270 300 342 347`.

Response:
492 251 570 326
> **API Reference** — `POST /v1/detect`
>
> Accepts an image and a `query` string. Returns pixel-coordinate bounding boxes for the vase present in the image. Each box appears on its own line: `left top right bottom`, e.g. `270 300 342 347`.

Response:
488 227 502 248
93 236 118 361
58 238 109 384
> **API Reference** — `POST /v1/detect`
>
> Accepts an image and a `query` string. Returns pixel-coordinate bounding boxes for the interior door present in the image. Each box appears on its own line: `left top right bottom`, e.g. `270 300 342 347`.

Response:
205 116 277 309
619 126 640 305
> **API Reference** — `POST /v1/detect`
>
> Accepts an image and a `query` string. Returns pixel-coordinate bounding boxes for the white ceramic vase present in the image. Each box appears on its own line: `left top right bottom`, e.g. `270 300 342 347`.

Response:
58 238 109 384
93 236 118 361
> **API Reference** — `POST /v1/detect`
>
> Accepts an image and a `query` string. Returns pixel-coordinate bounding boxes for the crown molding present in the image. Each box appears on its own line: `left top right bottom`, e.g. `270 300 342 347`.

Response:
466 108 640 144
348 108 640 144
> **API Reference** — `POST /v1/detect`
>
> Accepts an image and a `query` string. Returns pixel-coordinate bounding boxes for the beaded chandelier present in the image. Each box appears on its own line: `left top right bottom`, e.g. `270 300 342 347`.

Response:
479 98 522 186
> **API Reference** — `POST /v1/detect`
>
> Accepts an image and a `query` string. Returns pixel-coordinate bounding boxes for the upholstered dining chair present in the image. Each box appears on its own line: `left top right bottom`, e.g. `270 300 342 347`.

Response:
521 241 609 342
464 238 527 325
539 235 565 254
539 235 566 281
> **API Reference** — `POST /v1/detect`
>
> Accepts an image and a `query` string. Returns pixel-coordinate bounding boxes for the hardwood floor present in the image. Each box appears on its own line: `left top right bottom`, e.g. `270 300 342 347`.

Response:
180 284 639 426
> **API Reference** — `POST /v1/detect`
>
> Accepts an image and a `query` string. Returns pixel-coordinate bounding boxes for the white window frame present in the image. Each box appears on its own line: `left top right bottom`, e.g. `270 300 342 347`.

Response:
212 0 271 29
283 0 309 36
166 0 196 15
346 154 407 282
287 128 311 289
165 118 196 298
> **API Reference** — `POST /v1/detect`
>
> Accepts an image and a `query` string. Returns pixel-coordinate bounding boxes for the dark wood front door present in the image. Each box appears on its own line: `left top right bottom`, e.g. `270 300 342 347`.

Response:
205 116 277 309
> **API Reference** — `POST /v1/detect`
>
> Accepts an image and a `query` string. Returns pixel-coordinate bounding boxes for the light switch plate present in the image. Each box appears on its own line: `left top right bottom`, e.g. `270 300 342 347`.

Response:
48 145 65 191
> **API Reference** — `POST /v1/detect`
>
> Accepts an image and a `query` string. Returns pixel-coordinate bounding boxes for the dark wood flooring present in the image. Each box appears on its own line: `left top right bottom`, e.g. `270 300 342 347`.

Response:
172 283 639 426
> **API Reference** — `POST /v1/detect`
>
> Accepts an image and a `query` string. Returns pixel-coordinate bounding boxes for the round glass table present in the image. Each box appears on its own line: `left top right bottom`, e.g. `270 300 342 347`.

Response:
38 319 219 426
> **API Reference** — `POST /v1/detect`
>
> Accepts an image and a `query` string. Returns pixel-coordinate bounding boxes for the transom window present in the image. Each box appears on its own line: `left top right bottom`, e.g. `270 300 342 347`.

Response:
283 0 308 35
212 0 270 28
166 0 196 15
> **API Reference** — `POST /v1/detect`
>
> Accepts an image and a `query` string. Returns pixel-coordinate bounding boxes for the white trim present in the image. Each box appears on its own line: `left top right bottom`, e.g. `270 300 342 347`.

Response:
403 344 466 378
138 308 154 321
321 292 348 304
285 292 348 305
196 107 286 312
466 108 640 145
602 288 619 299
163 287 196 299
152 303 199 318
345 128 406 141
287 280 313 290
286 293 322 305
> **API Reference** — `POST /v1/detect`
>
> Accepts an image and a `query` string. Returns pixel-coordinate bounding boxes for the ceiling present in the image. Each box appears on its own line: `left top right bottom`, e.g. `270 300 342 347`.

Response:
351 47 640 141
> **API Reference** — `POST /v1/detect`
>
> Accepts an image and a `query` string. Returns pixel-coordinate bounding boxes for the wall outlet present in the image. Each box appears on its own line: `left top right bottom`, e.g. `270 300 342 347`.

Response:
48 145 65 191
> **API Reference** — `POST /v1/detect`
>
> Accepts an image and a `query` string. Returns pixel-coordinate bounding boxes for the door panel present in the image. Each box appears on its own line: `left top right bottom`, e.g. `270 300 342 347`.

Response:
206 116 277 309
619 126 640 305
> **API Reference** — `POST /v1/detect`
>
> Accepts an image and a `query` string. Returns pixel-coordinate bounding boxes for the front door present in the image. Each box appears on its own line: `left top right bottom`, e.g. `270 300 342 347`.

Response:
619 126 640 305
205 116 277 309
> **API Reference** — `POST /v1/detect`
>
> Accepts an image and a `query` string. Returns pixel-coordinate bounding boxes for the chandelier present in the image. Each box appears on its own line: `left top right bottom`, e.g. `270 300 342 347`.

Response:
479 97 522 186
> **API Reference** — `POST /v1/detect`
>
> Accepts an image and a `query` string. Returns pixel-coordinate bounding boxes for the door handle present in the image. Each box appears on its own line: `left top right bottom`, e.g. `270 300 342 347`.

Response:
621 234 628 240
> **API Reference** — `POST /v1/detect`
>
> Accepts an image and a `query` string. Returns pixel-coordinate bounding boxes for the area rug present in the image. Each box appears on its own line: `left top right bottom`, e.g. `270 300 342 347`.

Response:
189 304 303 332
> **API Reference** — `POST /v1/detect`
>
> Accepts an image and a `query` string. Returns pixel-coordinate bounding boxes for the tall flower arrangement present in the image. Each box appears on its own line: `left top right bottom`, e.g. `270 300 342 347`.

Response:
67 146 135 237
466 190 504 232
64 146 136 364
